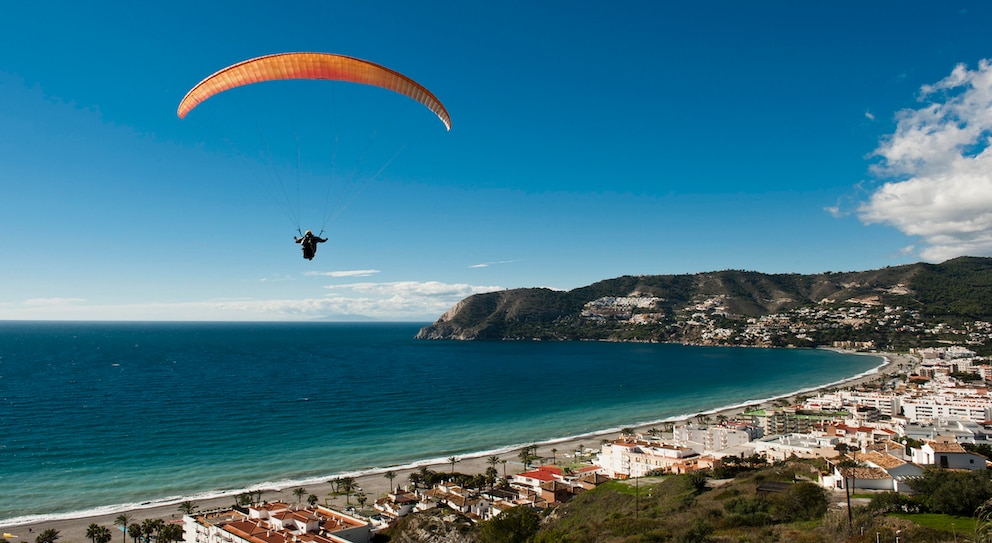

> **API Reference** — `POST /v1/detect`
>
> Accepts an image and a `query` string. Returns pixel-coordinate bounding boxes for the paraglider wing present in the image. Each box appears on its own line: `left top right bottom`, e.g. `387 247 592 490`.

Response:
177 52 451 130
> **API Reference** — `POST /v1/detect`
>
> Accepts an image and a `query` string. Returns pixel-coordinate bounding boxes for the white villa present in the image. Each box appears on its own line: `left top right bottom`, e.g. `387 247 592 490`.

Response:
909 439 989 469
184 502 371 543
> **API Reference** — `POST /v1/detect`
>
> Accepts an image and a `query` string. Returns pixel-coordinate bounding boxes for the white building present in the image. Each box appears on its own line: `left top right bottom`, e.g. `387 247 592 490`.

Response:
671 424 754 453
901 396 992 423
184 503 371 543
821 450 924 493
596 439 699 478
910 440 988 470
751 433 837 461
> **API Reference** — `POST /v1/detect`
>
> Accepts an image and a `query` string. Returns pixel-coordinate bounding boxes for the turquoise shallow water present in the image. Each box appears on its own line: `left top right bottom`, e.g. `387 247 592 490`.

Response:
0 321 882 524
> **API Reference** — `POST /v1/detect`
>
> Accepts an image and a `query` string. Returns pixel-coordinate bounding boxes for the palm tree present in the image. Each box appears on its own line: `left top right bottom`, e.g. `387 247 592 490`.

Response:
620 427 635 438
292 487 307 506
158 525 182 543
96 526 113 543
500 459 508 479
550 448 558 464
86 523 102 543
487 455 501 470
307 494 318 506
178 501 198 516
518 444 538 470
35 529 60 543
485 466 499 489
140 519 160 543
447 456 459 473
127 524 142 543
114 515 132 543
340 476 356 505
356 492 368 509
383 470 397 491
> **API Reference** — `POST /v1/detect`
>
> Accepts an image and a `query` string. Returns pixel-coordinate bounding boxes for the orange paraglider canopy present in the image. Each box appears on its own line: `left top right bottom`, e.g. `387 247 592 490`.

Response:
177 52 451 130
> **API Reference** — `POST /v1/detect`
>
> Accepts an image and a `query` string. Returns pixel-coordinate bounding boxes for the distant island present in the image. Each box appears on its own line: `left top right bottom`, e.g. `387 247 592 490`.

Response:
417 256 992 354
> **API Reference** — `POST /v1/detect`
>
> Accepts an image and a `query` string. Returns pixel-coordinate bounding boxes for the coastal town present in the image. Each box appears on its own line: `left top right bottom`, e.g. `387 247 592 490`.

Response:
9 269 992 542
157 343 992 543
581 291 992 350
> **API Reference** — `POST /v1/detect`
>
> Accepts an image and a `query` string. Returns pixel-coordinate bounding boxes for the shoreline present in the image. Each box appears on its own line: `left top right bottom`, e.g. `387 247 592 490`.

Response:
0 350 906 535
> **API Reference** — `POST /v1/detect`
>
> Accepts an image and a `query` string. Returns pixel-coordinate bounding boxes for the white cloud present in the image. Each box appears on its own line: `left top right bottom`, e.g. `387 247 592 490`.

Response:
323 280 502 316
864 110 875 121
304 269 381 278
859 58 992 261
469 260 520 268
0 281 503 321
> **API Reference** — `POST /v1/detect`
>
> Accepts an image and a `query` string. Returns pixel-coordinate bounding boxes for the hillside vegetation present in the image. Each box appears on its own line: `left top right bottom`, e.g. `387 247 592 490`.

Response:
416 257 992 351
384 460 981 542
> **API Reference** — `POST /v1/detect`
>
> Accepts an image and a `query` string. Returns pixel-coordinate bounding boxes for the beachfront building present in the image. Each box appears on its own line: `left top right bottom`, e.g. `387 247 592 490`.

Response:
184 503 371 543
510 465 565 493
596 438 700 478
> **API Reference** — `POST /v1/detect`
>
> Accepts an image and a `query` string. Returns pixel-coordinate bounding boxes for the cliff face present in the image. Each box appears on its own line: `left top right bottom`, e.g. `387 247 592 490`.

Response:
415 257 992 345
414 287 578 340
384 508 477 543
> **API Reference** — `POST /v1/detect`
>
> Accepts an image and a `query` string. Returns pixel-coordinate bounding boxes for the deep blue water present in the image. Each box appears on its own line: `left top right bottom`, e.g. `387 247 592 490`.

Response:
0 321 882 524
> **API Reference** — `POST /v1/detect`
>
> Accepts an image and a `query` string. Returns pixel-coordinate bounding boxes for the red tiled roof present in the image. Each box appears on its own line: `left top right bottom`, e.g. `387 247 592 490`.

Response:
517 470 558 482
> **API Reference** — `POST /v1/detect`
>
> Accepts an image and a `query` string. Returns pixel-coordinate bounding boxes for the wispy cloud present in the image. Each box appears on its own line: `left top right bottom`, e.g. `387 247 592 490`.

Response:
859 58 992 261
260 275 295 283
22 297 87 307
469 260 520 269
304 269 381 278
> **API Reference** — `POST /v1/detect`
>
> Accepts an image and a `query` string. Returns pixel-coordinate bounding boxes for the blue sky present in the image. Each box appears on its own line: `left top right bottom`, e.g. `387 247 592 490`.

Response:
3 2 992 321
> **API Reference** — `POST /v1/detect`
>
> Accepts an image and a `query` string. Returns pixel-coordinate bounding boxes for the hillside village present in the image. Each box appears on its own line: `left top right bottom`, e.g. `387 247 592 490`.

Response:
581 292 992 350
180 345 992 543
416 258 992 348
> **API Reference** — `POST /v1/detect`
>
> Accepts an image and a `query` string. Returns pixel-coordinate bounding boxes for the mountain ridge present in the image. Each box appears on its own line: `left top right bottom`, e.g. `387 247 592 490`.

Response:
416 256 992 348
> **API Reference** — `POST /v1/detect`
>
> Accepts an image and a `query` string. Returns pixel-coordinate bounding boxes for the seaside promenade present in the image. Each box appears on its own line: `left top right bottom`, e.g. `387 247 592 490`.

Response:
0 352 904 538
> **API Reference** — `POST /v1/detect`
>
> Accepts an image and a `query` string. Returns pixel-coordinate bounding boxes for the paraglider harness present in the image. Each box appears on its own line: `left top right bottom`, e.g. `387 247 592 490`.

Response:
295 229 326 260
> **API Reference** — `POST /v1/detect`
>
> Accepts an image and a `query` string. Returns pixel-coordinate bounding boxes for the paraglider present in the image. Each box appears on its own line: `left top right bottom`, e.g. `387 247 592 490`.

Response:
294 230 327 261
177 52 451 129
177 52 450 260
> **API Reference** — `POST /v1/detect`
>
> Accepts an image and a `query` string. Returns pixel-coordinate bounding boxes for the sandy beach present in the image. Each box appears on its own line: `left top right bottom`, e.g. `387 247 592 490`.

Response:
0 351 908 538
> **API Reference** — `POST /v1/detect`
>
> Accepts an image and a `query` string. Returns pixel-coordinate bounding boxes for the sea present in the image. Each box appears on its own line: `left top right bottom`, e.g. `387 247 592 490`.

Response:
0 321 885 526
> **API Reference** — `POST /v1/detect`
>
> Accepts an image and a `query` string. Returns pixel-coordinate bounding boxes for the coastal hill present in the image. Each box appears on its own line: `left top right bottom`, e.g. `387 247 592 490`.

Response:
416 256 992 350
